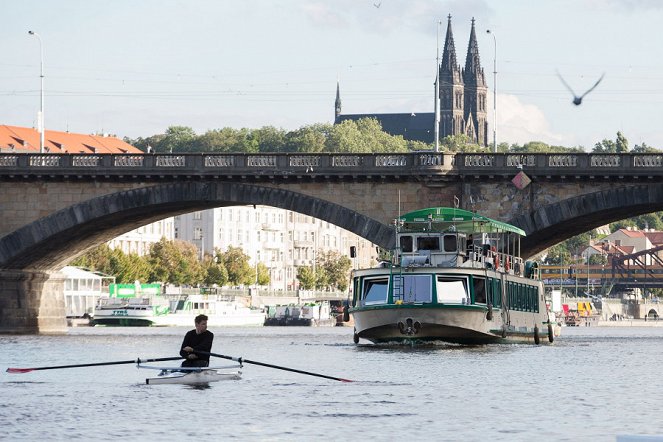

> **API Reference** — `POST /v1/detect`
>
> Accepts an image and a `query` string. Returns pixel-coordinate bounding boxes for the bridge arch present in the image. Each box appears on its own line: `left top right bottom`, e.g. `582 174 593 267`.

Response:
0 182 394 271
513 184 663 258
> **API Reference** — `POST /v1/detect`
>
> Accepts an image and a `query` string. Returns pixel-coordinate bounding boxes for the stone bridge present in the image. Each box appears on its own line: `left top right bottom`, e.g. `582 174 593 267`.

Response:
3 151 663 333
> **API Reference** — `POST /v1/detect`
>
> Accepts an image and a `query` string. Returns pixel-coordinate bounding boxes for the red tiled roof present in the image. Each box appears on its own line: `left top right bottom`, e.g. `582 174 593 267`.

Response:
0 125 142 154
644 231 663 246
619 229 646 238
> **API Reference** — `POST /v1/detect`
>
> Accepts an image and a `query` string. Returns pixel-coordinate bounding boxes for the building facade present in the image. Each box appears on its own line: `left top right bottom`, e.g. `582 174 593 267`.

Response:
174 206 378 291
335 15 488 146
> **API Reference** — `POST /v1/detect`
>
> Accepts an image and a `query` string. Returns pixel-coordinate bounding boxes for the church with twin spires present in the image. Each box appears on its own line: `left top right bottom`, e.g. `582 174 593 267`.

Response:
334 15 489 146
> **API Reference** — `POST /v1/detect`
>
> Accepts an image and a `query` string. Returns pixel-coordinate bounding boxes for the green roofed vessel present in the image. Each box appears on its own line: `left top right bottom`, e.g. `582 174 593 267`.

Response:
343 207 560 344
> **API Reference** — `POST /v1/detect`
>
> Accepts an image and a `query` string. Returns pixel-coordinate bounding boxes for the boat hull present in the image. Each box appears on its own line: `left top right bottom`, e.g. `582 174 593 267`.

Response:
146 369 242 385
352 304 554 345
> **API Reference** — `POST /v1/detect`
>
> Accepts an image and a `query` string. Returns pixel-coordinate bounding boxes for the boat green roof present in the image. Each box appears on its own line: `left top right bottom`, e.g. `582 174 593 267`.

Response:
397 207 526 236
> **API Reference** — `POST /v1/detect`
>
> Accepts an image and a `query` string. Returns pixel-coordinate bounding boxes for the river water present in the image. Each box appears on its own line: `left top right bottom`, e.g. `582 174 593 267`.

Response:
2 325 663 441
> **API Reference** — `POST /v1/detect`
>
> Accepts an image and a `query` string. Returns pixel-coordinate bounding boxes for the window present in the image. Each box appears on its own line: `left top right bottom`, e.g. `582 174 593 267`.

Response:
400 236 413 253
436 277 469 303
417 236 440 251
473 277 487 304
363 278 389 305
394 275 432 303
443 235 457 252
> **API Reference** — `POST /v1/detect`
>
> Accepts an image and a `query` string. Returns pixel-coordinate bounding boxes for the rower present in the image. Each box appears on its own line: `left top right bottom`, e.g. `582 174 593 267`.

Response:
180 314 214 367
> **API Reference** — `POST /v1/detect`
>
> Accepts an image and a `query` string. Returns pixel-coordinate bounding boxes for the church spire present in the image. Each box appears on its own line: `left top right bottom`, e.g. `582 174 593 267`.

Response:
463 17 484 81
440 14 459 73
335 79 342 119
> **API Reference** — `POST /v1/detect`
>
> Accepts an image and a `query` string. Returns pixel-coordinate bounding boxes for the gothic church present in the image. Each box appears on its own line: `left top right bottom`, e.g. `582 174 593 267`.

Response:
335 16 488 146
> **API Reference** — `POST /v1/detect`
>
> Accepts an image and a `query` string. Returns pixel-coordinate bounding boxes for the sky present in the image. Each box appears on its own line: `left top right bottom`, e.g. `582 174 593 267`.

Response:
3 0 663 150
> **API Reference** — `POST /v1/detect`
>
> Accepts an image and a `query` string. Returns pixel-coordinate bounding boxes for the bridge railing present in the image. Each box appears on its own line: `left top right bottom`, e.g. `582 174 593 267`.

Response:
0 152 661 178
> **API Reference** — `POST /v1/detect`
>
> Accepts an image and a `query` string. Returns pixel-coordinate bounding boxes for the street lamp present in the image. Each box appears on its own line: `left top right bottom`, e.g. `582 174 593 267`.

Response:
486 29 497 153
434 19 442 152
28 31 45 154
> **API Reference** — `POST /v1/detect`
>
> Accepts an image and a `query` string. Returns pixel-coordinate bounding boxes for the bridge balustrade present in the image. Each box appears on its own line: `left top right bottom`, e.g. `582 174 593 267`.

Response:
0 152 662 180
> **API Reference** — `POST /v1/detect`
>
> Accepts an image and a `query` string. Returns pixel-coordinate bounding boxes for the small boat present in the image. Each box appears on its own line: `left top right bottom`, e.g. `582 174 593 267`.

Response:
343 207 560 345
138 363 242 385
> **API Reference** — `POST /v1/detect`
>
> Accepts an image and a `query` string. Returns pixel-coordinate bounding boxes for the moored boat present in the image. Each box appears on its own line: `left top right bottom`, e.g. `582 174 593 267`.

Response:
158 294 266 327
343 207 559 345
92 296 170 326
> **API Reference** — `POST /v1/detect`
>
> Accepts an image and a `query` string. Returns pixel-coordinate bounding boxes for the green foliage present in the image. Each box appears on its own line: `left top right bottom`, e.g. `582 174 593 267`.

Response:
218 246 254 286
315 250 352 291
256 262 271 286
297 266 317 290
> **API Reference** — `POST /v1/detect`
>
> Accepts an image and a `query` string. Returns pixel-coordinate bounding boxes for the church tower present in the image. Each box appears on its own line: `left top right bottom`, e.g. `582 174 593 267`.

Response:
335 80 342 120
438 14 465 140
462 18 488 146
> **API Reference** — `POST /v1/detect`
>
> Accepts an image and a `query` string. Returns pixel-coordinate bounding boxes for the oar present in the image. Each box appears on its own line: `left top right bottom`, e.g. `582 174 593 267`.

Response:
6 356 183 374
197 351 353 383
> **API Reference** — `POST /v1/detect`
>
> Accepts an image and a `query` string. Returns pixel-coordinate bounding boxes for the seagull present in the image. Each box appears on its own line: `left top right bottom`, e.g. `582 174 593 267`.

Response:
557 71 605 106
373 1 381 8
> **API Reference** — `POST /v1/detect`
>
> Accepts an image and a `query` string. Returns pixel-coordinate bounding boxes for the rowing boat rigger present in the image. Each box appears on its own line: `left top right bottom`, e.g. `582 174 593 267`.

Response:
138 363 242 385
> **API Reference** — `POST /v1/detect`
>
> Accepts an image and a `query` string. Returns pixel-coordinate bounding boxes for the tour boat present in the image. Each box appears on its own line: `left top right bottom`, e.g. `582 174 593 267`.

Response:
93 294 265 327
343 207 559 345
139 363 242 385
92 296 170 326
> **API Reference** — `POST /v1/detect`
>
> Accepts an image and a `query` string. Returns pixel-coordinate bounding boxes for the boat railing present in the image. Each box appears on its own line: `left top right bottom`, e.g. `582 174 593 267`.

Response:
399 248 524 276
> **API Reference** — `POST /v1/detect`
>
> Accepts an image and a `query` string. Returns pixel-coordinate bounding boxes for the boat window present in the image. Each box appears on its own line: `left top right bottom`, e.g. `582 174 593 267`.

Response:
400 235 413 253
417 236 440 251
393 275 432 303
363 278 389 305
473 277 487 304
436 277 469 304
443 234 458 252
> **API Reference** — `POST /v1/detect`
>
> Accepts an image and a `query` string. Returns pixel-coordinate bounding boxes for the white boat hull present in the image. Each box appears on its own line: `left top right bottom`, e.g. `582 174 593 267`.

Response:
146 369 242 385
352 305 553 345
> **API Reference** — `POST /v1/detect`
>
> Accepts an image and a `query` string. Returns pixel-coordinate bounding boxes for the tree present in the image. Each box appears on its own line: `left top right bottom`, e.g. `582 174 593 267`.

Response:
147 238 204 285
593 138 616 153
256 262 270 286
284 124 330 152
203 254 229 286
315 250 352 291
297 266 317 290
632 142 660 153
616 131 629 153
218 246 254 286
159 126 197 153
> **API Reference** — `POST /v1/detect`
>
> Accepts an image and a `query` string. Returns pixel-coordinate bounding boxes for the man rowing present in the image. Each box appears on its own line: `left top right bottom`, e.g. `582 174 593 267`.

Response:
180 314 213 367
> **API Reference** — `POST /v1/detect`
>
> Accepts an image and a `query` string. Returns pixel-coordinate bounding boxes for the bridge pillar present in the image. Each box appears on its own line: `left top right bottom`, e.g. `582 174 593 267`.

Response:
0 270 67 334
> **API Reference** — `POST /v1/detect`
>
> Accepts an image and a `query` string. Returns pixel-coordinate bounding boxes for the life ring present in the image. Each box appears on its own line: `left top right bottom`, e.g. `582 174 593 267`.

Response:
505 257 510 272
533 325 540 345
492 247 500 269
548 323 554 343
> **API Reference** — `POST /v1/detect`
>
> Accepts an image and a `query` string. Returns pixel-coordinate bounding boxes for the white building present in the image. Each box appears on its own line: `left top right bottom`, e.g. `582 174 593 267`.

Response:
107 218 175 256
174 206 377 291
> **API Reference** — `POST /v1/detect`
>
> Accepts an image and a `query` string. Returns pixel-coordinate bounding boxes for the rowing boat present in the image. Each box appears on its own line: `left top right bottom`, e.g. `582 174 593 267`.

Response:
138 364 242 385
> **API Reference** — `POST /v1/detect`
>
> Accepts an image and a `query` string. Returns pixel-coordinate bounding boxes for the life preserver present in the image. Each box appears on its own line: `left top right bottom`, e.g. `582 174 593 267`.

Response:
494 254 500 269
505 257 510 272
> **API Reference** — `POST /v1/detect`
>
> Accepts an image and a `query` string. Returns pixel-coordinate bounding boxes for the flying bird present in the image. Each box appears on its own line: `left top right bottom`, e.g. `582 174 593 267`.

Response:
373 1 381 8
557 71 605 106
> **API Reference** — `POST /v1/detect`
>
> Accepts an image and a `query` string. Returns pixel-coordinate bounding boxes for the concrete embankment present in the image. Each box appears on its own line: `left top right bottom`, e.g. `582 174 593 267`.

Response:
597 319 663 327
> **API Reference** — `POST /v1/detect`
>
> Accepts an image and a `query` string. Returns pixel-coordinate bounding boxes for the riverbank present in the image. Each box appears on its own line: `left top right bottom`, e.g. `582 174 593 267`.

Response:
597 319 663 327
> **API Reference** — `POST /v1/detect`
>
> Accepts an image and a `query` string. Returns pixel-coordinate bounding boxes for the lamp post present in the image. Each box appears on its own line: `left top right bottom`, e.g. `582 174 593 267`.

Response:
486 29 497 153
28 31 44 154
434 19 442 152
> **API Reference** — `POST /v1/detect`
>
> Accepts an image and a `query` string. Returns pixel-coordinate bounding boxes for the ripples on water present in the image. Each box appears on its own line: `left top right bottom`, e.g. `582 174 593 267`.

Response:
2 326 663 441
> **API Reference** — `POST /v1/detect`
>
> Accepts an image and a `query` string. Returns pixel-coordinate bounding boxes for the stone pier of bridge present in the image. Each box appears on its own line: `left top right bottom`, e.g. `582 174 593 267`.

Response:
0 270 67 334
